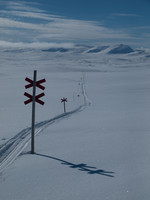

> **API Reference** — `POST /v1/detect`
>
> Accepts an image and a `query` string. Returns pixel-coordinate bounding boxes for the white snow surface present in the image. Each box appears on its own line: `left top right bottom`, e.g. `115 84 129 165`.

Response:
0 44 150 200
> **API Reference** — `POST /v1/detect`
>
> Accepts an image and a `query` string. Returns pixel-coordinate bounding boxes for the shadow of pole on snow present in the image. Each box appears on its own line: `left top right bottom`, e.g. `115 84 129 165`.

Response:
35 153 115 178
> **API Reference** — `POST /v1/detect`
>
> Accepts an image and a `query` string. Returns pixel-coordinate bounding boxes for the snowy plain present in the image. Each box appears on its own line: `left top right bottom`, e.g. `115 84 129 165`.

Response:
0 44 150 200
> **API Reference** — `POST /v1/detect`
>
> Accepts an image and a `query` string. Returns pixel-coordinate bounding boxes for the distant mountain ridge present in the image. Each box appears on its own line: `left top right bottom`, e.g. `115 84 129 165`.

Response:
41 44 135 54
1 44 150 57
0 43 150 72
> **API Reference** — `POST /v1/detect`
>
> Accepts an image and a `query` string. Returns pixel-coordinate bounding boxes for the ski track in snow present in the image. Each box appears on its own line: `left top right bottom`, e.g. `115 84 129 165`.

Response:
0 75 92 173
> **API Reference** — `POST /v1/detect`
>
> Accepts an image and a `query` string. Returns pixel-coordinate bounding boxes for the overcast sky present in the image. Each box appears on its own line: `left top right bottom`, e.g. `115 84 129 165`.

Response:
0 0 150 48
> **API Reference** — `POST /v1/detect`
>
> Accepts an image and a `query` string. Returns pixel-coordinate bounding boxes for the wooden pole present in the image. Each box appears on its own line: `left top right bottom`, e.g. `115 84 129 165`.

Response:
31 70 37 154
64 101 66 113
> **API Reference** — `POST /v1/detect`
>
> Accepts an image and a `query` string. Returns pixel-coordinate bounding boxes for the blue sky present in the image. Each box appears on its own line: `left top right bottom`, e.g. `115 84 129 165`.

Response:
0 0 150 48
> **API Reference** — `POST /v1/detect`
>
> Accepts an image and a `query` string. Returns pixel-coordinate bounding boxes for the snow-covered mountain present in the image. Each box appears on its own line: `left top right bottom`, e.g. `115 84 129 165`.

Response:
1 43 149 56
108 44 134 54
0 43 149 73
40 44 148 55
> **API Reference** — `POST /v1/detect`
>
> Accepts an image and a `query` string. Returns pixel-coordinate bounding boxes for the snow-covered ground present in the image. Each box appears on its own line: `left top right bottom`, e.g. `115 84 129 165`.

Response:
0 44 150 200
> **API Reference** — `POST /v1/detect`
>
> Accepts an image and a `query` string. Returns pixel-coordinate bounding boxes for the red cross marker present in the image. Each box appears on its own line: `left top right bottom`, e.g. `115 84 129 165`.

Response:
25 77 46 90
24 92 45 105
24 76 46 105
61 97 67 103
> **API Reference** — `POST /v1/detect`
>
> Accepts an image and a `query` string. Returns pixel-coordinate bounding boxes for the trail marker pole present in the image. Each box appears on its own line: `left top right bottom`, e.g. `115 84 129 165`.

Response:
61 97 67 113
31 70 37 154
64 101 66 113
24 70 46 154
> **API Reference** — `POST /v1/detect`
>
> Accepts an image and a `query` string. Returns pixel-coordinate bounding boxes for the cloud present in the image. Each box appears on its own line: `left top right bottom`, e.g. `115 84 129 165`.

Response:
0 40 75 49
4 1 43 13
112 13 140 17
0 10 59 21
0 17 47 30
0 1 134 48
0 16 131 41
132 26 150 30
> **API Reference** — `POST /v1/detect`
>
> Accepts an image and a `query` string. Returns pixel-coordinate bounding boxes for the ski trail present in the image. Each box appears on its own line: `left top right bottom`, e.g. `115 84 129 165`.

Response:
81 73 93 106
0 75 91 173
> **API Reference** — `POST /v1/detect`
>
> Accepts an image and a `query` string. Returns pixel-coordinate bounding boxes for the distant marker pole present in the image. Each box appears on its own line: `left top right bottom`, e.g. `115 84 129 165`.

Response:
61 97 68 113
64 101 66 113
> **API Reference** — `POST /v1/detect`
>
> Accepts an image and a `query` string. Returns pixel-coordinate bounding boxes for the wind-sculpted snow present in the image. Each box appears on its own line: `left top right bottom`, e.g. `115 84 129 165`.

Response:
0 75 91 173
